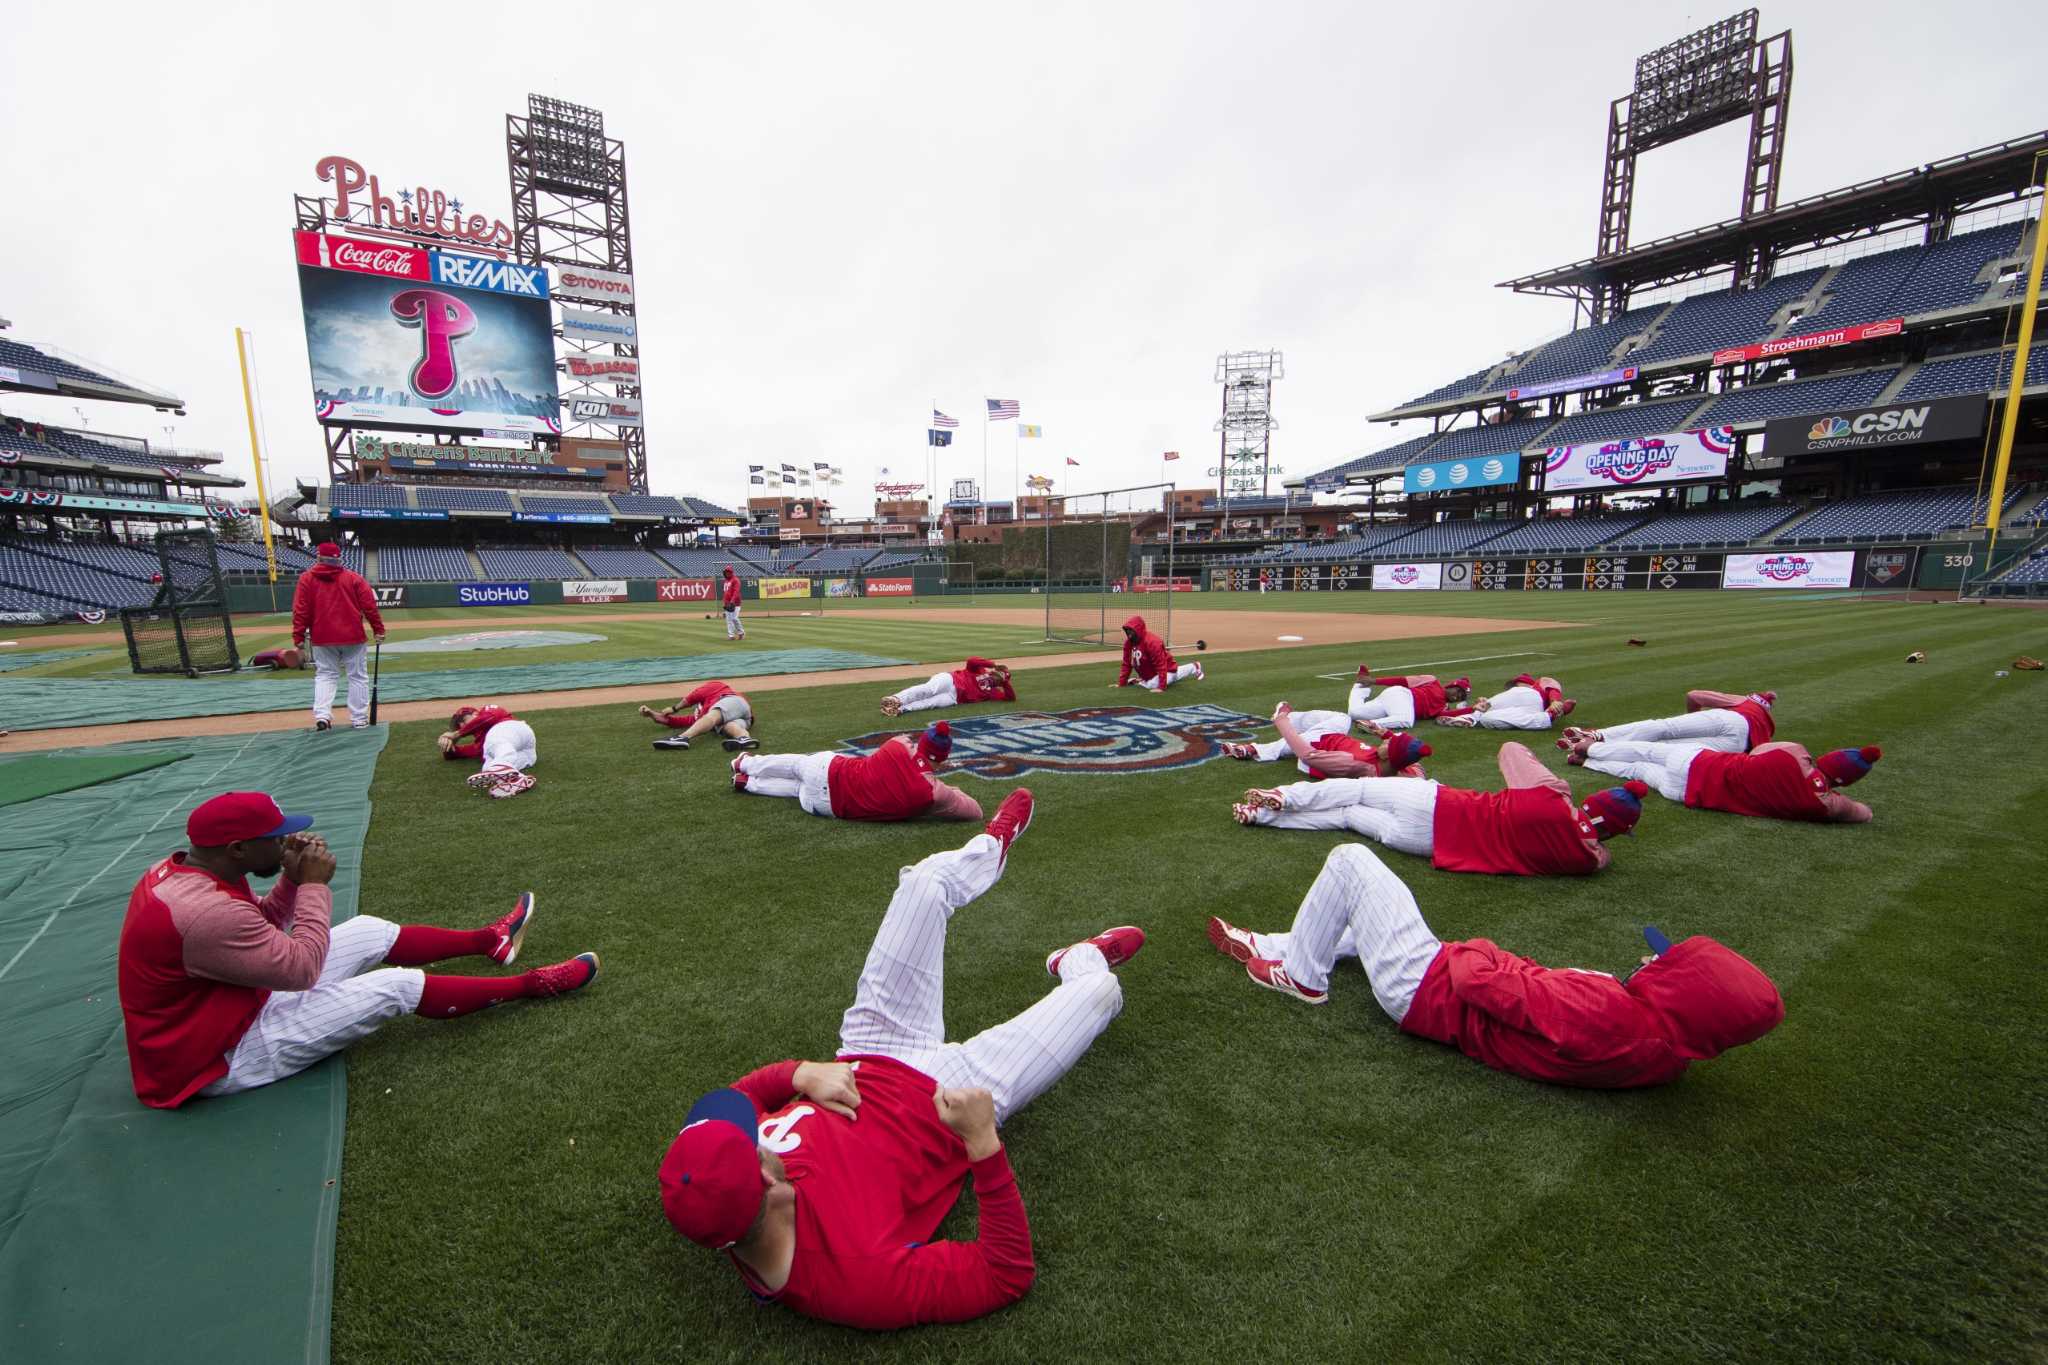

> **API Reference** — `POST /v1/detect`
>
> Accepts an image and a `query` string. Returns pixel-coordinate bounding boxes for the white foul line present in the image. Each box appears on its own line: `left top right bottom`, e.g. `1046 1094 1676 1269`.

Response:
1315 649 1554 681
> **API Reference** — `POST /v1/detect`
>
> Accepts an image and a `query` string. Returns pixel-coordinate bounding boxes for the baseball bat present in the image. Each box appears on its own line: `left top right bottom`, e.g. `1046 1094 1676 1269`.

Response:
369 636 382 725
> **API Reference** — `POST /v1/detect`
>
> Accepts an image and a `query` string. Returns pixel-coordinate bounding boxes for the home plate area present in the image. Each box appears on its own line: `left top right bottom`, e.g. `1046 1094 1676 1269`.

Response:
840 702 1263 778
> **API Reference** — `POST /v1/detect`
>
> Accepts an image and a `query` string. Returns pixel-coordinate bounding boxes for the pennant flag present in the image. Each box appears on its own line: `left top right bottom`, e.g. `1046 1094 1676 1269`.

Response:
986 398 1020 420
928 429 953 447
1018 424 1042 438
749 472 766 485
1065 457 1080 466
1162 451 1180 461
932 409 959 428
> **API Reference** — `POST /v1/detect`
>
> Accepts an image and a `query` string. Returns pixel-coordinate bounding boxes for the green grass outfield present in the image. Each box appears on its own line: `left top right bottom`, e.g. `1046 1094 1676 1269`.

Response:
206 595 2048 1359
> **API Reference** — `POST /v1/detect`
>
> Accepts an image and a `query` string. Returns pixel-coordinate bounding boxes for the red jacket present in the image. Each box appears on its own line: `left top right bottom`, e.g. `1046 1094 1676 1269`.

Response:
1373 675 1449 720
828 740 937 821
1116 615 1176 686
1685 748 1829 822
1431 785 1603 876
657 681 741 728
722 573 742 609
950 658 1014 704
446 705 514 762
1730 698 1775 749
291 562 384 647
1399 935 1784 1088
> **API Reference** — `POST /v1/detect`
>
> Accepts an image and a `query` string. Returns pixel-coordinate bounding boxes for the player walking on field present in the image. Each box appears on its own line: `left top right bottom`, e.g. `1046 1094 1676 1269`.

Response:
1559 688 1776 754
1225 701 1431 779
289 540 385 731
882 658 1017 716
658 790 1146 1328
1346 667 1471 732
1570 734 1880 824
1114 615 1202 691
116 792 598 1109
733 722 984 822
1204 844 1784 1087
640 680 759 751
721 566 744 640
1435 673 1575 729
438 703 540 798
1235 740 1646 875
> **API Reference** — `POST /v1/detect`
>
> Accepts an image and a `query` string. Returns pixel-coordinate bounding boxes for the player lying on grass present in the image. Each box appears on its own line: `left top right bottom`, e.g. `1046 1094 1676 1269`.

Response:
658 789 1144 1328
1114 614 1202 691
1224 701 1430 779
640 680 759 751
1204 843 1784 1087
1435 673 1574 729
1235 740 1646 876
1568 731 1879 824
1559 688 1775 754
438 703 539 798
732 721 984 822
117 791 597 1110
1346 666 1471 731
882 658 1016 716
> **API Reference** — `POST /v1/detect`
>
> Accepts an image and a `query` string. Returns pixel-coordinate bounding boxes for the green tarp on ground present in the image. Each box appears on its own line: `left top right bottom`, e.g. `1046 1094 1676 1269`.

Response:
0 649 98 673
0 751 192 808
0 648 910 732
0 728 385 1363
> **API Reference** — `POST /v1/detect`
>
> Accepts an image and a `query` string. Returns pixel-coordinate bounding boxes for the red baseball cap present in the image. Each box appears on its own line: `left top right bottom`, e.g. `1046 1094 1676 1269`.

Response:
187 791 315 846
316 541 342 559
658 1089 766 1248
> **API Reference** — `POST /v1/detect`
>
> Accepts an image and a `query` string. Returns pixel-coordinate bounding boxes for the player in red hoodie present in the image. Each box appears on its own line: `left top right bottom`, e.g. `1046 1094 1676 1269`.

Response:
658 790 1147 1328
289 541 385 731
1560 687 1776 755
881 658 1017 716
1435 673 1574 730
1204 843 1784 1087
639 680 759 751
1576 734 1880 823
1114 615 1202 691
720 566 745 640
1346 666 1471 732
733 723 985 822
438 703 539 799
1234 740 1646 875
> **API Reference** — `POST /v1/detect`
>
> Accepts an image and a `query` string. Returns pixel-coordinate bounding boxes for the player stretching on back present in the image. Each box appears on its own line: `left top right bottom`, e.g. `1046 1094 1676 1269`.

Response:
1435 673 1574 729
721 566 744 640
733 722 984 822
439 703 539 799
1203 843 1784 1087
640 680 759 751
882 658 1017 716
1114 615 1202 691
1559 688 1775 754
1235 740 1646 876
658 790 1145 1328
1569 732 1880 824
1347 667 1470 732
1226 702 1430 779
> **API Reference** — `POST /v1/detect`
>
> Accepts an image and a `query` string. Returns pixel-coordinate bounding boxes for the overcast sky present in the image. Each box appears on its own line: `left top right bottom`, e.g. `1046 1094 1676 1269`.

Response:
1 0 2037 517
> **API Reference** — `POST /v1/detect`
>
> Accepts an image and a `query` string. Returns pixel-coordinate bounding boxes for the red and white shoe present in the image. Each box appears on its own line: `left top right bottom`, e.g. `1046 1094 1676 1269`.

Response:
526 952 600 999
1243 787 1285 811
1222 741 1257 760
1436 713 1478 728
466 768 508 793
986 788 1034 860
1231 802 1263 826
1355 664 1373 684
487 892 535 965
1206 916 1259 963
880 696 902 717
489 773 536 799
1192 662 1205 681
731 755 750 791
1246 957 1327 1005
1045 925 1145 978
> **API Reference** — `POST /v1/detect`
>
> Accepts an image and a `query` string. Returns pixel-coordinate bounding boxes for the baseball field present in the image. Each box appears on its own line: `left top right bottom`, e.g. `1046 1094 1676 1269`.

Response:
4 590 2045 1362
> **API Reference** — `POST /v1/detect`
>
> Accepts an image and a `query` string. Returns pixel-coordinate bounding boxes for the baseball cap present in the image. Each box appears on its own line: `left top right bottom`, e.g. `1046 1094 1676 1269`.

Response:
916 721 953 769
658 1089 765 1249
1815 745 1881 787
187 791 315 846
1580 780 1649 839
315 541 342 560
1643 925 1675 957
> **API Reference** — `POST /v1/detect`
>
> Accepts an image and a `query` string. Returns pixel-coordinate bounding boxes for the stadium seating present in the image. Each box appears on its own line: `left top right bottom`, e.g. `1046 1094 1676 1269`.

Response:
574 546 671 577
475 548 581 579
1279 525 1420 561
1693 368 1898 427
414 486 514 513
677 497 740 520
864 552 924 571
1472 513 1655 554
608 494 688 517
1393 361 1508 410
1535 397 1714 448
1997 551 2048 586
1894 343 2048 403
0 338 119 387
2012 490 2048 524
377 546 475 581
1504 305 1666 387
794 548 880 574
1603 503 1805 549
1885 220 2027 316
656 548 757 577
1624 269 1825 366
1421 417 1558 460
332 483 413 509
10 538 160 580
1304 433 1441 487
217 542 317 572
339 546 366 576
1774 486 1997 543
0 543 159 608
517 495 612 518
1791 243 1921 333
1376 520 1513 557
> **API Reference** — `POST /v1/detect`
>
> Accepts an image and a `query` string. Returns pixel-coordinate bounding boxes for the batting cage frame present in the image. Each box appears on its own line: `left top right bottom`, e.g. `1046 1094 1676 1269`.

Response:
1043 483 1175 646
121 528 239 676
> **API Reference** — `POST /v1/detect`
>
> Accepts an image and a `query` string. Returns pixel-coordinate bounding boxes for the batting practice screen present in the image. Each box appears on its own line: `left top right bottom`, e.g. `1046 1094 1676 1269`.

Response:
1044 483 1173 646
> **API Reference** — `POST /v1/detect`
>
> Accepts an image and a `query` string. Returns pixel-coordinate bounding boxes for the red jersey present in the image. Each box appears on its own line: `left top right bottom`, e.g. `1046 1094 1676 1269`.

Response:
828 742 936 821
1431 786 1602 876
722 575 742 609
1302 733 1423 780
1116 615 1175 686
1730 698 1775 749
727 1056 1033 1328
950 658 1014 704
1375 675 1449 720
289 562 384 647
1684 748 1829 822
1398 936 1784 1089
446 705 513 762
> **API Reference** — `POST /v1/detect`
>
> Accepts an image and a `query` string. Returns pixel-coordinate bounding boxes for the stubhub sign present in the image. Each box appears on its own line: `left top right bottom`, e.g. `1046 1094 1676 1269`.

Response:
457 581 533 605
1404 451 1520 495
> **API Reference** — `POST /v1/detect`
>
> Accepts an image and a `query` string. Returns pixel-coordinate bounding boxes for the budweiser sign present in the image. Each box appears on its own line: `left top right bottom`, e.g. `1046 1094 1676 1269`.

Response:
314 154 516 253
294 230 429 280
1713 318 1903 367
875 481 925 497
565 355 640 380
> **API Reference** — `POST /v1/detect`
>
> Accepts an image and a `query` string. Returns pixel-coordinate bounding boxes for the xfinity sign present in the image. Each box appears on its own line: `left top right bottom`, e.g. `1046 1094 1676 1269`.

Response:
1764 395 1986 455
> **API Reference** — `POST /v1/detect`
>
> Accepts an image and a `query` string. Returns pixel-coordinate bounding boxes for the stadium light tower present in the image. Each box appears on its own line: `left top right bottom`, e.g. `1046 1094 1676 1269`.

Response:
1594 9 1793 319
1214 350 1282 534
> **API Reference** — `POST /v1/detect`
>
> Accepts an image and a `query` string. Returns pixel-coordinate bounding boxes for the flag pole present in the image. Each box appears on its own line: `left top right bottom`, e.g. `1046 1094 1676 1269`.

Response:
1012 422 1020 524
981 401 989 522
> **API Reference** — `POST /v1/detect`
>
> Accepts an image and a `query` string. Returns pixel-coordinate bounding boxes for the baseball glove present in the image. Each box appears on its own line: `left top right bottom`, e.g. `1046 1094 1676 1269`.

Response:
2015 655 2044 671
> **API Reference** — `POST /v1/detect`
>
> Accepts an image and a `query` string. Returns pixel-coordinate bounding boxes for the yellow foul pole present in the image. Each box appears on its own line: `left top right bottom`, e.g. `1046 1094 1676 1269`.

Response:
234 327 281 610
1982 161 2048 564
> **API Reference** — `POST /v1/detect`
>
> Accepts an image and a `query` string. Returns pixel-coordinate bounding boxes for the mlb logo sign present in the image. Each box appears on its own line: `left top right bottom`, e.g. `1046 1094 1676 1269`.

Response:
1393 566 1419 584
1759 555 1811 581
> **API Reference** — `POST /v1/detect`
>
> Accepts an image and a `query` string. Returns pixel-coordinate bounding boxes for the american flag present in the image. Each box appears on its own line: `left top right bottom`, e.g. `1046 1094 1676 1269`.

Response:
986 399 1019 420
931 409 959 428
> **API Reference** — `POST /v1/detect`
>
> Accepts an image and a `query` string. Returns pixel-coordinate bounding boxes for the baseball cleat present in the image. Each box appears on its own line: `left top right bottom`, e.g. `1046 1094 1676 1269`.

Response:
488 892 535 965
1192 662 1204 681
1243 787 1285 811
1246 957 1327 1005
489 773 536 799
1222 741 1257 760
1436 713 1477 728
1231 801 1262 825
1206 916 1259 963
466 769 505 791
880 697 901 717
653 736 691 750
314 719 331 732
721 736 760 752
986 788 1034 858
1355 664 1372 683
1045 925 1145 978
526 952 599 999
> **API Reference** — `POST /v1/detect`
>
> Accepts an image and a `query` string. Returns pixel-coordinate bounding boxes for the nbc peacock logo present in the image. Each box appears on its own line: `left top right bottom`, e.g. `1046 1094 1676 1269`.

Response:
1808 416 1852 440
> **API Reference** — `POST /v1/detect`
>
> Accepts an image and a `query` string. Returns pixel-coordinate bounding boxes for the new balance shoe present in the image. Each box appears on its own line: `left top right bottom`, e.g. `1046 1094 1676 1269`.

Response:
526 952 599 999
986 788 1034 859
731 755 750 791
1206 916 1259 963
1355 664 1372 683
489 773 536 799
653 736 691 750
1246 957 1326 1004
721 736 760 752
1045 925 1144 978
487 892 535 965
1243 787 1285 810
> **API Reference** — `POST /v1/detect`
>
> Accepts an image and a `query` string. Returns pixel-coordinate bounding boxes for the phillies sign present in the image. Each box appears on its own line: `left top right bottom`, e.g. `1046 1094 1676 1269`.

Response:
1712 318 1903 367
315 154 515 253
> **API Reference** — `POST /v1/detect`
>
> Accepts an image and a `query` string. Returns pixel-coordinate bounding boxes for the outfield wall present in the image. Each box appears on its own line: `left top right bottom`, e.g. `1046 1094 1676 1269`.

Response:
1208 546 1944 592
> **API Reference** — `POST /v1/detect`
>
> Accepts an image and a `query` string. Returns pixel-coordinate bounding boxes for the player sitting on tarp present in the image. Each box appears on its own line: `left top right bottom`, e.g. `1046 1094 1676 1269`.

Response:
640 680 759 751
439 703 539 799
732 722 983 822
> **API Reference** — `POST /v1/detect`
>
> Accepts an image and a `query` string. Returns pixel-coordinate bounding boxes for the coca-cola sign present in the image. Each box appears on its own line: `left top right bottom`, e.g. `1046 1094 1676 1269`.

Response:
294 230 430 280
314 155 515 254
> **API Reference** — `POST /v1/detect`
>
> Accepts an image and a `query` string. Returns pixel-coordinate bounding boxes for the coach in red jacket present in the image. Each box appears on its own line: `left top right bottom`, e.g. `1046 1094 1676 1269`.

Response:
290 541 385 731
1207 843 1784 1086
1115 615 1202 691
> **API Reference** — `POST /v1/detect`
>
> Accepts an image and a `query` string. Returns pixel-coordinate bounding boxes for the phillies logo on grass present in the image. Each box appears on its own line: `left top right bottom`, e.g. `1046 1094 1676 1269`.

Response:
1757 555 1813 582
839 703 1263 779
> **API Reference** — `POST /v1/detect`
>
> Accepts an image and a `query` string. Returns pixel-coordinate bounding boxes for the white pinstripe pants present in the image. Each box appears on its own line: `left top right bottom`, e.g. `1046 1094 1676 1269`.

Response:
482 720 538 773
1249 709 1349 763
1470 686 1553 730
837 833 1124 1126
1347 682 1416 730
1250 845 1443 1021
1247 777 1439 857
891 674 959 713
1136 663 1199 691
736 751 836 816
1596 708 1749 751
199 916 423 1096
1582 740 1703 804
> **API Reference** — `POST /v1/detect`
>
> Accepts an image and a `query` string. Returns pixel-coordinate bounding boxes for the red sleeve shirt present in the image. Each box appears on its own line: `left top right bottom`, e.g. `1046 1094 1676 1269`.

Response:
683 681 737 721
446 706 513 762
732 1056 1034 1328
1303 733 1416 779
1684 748 1829 821
1430 786 1603 876
1730 699 1775 749
828 743 937 821
722 577 742 608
